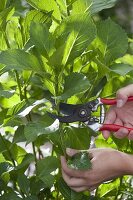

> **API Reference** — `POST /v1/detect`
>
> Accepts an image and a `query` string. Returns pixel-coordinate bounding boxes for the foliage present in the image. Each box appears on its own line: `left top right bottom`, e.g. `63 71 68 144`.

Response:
0 0 133 199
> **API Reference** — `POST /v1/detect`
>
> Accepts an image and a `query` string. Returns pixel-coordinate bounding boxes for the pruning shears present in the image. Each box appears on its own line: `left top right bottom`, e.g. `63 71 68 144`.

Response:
49 96 133 132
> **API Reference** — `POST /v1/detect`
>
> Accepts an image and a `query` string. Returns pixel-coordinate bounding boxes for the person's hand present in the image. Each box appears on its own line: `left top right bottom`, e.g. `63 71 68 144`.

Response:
61 148 133 192
102 84 133 140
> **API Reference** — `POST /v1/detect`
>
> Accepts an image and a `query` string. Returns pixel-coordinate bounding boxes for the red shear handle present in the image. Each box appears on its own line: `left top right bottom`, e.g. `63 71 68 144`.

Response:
100 124 133 132
100 96 133 105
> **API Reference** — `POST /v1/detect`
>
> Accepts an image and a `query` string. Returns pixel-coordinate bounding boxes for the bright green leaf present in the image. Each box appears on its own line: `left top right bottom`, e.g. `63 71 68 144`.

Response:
27 0 61 21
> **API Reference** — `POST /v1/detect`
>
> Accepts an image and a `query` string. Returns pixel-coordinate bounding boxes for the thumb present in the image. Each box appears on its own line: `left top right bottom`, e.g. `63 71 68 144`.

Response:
66 148 79 157
116 85 133 107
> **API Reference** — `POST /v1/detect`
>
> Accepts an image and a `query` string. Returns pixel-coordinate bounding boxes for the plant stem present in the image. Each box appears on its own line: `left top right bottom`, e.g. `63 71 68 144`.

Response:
15 70 23 101
32 142 38 172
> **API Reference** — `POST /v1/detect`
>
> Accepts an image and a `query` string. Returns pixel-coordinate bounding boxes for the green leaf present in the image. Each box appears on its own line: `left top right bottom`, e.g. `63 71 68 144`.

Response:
0 89 14 98
0 192 22 200
52 13 96 66
0 49 41 71
110 63 133 76
72 0 92 15
60 73 90 100
27 0 61 21
58 178 86 200
64 126 91 150
13 126 26 143
7 100 26 116
24 10 52 42
16 154 34 170
67 151 92 170
0 31 7 50
95 19 128 64
17 174 30 195
56 0 67 17
90 0 117 15
0 7 14 29
24 196 38 200
37 156 59 187
24 119 59 143
30 22 55 57
0 0 7 11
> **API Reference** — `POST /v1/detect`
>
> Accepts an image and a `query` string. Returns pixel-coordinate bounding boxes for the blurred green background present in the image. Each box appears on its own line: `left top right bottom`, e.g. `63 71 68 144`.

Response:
100 0 133 36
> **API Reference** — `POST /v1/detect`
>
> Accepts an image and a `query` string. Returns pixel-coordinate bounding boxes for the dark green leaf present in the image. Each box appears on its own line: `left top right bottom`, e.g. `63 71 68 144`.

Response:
58 177 87 200
24 120 59 143
0 49 41 71
60 73 90 100
37 156 59 187
17 174 30 195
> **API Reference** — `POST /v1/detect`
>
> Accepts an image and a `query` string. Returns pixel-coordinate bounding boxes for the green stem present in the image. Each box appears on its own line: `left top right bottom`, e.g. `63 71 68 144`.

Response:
32 142 38 172
15 70 23 101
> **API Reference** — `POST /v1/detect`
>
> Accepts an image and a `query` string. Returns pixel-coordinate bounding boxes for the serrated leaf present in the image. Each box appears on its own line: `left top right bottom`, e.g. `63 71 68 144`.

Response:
67 151 92 170
60 73 90 100
95 19 128 64
110 63 133 76
0 49 41 71
52 13 96 66
30 22 55 57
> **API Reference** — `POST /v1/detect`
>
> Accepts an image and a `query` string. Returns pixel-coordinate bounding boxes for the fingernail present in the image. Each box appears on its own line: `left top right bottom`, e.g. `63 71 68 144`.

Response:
117 99 124 108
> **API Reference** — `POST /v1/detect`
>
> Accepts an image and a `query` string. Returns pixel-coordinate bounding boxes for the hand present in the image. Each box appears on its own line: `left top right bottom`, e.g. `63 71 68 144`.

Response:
103 84 133 140
61 148 133 192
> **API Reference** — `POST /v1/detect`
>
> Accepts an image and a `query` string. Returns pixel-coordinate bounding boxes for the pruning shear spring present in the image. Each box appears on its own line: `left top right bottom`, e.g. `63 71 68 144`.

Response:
49 96 133 132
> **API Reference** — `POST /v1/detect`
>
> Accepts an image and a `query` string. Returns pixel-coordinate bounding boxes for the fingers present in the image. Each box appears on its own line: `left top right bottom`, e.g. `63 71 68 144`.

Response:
61 168 86 187
66 148 79 157
116 84 133 107
102 109 116 139
61 156 87 178
113 127 128 139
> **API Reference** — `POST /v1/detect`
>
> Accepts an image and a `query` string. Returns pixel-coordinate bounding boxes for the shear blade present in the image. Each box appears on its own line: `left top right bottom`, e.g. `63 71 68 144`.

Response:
59 102 82 115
